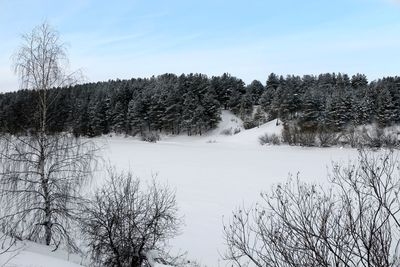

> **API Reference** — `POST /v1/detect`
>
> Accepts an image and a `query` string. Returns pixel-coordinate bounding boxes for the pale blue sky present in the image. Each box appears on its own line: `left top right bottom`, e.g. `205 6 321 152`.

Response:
0 0 399 91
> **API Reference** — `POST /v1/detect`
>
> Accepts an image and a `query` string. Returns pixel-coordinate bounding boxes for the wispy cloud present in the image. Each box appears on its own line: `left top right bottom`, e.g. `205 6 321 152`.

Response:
386 0 400 5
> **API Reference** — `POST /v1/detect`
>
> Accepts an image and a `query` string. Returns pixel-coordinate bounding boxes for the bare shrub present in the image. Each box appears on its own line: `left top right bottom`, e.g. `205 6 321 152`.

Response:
317 128 338 147
80 169 181 267
359 126 399 148
259 133 281 145
224 150 400 267
296 131 317 146
381 132 399 148
283 123 317 146
141 132 160 143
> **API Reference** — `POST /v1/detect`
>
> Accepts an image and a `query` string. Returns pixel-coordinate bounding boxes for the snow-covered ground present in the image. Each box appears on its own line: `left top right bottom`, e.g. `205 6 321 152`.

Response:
0 239 83 267
100 111 359 266
0 111 361 266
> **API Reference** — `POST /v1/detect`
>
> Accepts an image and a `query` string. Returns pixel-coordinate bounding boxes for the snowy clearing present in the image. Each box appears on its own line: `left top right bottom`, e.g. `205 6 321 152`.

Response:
0 111 361 266
99 112 360 266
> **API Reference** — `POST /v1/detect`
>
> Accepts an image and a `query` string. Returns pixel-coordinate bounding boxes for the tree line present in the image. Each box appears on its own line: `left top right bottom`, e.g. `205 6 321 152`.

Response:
261 73 400 132
0 73 243 137
1 72 400 137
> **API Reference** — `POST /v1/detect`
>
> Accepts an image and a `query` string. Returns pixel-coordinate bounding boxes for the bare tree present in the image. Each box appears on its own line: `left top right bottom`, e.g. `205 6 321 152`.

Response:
0 22 96 251
223 150 400 267
80 169 181 267
11 22 82 133
0 134 96 250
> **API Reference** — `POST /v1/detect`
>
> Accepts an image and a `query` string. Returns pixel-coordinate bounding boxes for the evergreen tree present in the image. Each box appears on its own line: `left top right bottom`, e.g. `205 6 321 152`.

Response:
182 91 198 135
87 95 110 137
202 91 221 130
351 73 368 89
112 101 127 134
299 91 324 131
127 97 149 135
227 89 243 115
246 80 264 104
266 73 280 91
239 93 254 120
253 106 266 126
376 87 396 127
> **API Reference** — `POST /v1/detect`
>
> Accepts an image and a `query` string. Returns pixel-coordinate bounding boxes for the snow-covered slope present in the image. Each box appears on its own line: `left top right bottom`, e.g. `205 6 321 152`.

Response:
223 118 283 145
208 110 244 136
162 110 282 146
0 240 171 267
0 240 83 267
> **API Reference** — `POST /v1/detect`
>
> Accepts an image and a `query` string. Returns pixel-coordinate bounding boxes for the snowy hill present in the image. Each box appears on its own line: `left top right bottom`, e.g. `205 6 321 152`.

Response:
207 110 283 145
162 110 283 146
207 110 244 136
223 118 283 145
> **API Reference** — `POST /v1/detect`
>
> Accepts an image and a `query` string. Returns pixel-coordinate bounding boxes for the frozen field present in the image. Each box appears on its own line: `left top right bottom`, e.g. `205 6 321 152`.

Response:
99 112 360 266
0 112 361 266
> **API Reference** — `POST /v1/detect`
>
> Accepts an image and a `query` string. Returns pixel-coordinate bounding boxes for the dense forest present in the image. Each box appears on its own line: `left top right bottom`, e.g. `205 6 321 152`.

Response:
1 72 400 137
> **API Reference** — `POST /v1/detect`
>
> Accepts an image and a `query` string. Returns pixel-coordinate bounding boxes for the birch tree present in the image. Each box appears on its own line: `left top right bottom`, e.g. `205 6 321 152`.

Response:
0 22 96 251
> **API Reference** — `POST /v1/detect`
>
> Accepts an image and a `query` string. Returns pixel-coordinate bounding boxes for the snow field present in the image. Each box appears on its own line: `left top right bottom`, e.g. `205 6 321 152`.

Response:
0 111 360 266
100 111 359 266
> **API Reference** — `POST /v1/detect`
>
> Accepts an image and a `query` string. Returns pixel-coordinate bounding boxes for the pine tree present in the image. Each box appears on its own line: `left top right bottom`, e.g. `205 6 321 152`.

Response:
202 91 221 130
182 91 197 135
239 93 253 120
253 106 266 126
112 101 127 134
127 98 148 135
299 91 324 131
87 95 110 137
246 80 264 104
376 87 396 127
163 93 182 134
327 94 353 131
259 87 276 117
354 97 373 125
266 73 280 91
351 73 368 89
227 89 243 115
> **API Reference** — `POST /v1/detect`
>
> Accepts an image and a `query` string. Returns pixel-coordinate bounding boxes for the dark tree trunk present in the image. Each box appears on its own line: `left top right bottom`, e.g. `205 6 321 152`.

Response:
39 136 52 246
130 255 142 267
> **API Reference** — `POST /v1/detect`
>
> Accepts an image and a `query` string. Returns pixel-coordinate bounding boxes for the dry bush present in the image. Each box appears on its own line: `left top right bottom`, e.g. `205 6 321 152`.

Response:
141 132 161 143
80 169 181 267
224 150 400 267
259 133 281 145
317 128 338 147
